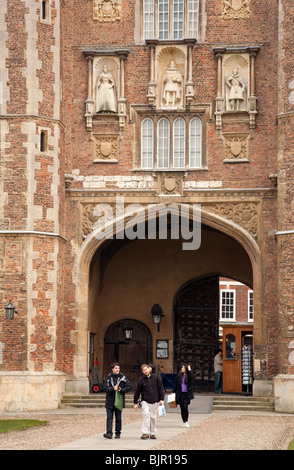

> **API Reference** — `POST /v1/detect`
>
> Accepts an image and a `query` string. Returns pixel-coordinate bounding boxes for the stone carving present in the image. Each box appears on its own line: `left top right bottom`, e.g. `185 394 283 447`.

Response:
81 201 259 241
158 173 183 195
205 203 258 240
83 49 128 131
226 67 246 111
156 46 186 109
162 59 183 108
93 0 122 22
224 55 248 112
82 203 116 240
93 135 118 161
222 133 250 161
96 64 117 113
222 0 251 19
213 48 259 129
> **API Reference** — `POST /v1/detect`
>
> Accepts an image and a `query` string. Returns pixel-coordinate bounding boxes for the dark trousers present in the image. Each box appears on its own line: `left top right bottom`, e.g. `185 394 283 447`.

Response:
106 407 122 436
179 392 189 423
180 404 189 423
214 371 223 392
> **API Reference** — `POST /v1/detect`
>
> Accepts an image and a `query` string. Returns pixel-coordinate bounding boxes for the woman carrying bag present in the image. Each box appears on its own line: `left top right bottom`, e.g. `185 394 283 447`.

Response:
173 364 194 427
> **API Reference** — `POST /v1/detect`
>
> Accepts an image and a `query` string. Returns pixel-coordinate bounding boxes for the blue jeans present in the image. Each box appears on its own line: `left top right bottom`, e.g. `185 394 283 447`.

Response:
106 407 122 436
214 371 223 393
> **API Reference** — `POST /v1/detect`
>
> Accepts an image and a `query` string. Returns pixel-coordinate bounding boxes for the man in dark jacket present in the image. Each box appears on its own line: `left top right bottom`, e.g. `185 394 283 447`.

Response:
134 364 165 439
103 362 132 439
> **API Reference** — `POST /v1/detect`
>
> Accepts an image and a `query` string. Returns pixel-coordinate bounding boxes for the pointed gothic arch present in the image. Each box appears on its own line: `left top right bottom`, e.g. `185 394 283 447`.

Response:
70 204 263 396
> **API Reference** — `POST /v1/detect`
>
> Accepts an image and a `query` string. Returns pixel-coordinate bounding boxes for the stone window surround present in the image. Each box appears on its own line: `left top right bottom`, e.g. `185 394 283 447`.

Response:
130 102 212 171
135 0 206 43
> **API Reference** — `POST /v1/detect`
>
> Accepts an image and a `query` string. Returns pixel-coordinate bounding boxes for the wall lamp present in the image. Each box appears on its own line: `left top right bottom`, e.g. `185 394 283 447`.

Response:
124 327 133 340
151 304 165 332
5 300 17 320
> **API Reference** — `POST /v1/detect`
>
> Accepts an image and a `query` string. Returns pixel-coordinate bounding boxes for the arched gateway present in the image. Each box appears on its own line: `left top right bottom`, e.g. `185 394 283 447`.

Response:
70 207 263 396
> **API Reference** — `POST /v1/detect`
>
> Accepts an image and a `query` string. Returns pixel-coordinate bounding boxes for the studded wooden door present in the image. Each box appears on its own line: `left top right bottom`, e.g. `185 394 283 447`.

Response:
174 276 220 390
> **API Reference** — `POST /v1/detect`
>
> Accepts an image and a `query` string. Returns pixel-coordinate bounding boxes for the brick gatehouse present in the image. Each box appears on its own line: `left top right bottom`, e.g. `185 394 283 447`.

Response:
0 0 293 412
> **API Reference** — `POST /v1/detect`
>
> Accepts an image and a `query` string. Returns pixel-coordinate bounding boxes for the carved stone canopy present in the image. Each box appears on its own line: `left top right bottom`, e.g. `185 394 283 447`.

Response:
213 46 260 130
146 40 196 109
82 49 129 131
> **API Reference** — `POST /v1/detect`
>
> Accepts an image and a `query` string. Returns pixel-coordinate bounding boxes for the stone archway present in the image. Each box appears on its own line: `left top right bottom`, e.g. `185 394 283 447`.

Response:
71 205 263 396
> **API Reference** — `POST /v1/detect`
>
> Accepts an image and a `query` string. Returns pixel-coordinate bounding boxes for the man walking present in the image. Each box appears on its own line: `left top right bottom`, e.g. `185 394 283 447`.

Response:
103 362 132 439
134 364 165 440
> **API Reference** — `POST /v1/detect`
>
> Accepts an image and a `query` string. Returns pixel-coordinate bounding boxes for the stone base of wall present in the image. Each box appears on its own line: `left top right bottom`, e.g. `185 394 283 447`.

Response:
0 372 66 412
64 377 90 395
274 374 294 413
253 379 273 397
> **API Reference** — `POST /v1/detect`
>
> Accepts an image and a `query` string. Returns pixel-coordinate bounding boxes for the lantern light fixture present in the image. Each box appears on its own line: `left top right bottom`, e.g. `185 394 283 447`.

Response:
124 327 133 340
5 300 17 320
151 304 165 332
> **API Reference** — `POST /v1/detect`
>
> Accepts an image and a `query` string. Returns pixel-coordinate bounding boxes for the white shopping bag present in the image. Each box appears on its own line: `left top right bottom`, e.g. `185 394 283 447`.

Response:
158 404 166 416
167 393 176 403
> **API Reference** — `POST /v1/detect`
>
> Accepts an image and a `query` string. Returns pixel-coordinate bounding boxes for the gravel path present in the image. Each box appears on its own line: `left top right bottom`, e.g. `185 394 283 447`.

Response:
154 414 294 450
0 409 139 451
0 409 294 451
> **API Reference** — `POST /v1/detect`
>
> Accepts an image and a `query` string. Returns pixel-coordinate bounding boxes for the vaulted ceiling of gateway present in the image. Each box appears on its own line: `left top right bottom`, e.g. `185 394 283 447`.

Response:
90 223 253 290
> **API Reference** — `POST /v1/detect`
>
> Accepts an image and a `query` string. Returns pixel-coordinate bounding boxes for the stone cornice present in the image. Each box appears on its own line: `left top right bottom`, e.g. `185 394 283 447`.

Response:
0 231 67 243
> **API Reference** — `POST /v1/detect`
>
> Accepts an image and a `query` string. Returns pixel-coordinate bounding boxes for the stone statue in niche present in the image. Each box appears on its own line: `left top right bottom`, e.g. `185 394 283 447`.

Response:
162 58 183 108
96 64 117 113
226 67 246 111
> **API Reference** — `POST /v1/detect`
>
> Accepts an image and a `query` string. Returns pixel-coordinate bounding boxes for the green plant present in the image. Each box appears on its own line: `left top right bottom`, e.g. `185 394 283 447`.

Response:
0 419 48 434
288 439 294 450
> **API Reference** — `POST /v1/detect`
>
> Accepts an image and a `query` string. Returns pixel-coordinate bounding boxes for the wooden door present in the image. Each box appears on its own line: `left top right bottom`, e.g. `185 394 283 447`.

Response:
222 325 253 393
174 276 219 390
103 319 152 389
223 327 241 392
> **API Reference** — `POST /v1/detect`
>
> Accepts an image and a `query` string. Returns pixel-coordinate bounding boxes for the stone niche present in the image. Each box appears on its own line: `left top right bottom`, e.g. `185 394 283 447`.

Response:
146 40 196 109
213 46 260 129
83 49 129 131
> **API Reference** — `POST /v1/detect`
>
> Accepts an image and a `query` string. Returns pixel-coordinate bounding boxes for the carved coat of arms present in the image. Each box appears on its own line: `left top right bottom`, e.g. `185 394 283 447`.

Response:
93 0 122 22
222 0 251 19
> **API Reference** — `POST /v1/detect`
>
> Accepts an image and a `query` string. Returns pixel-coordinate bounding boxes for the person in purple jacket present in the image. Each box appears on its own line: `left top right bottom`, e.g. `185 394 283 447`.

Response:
173 364 194 428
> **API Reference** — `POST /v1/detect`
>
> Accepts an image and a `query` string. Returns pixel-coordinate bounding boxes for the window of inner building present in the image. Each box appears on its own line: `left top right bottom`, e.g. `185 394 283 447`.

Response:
143 0 199 40
141 115 202 169
248 290 254 322
220 289 236 321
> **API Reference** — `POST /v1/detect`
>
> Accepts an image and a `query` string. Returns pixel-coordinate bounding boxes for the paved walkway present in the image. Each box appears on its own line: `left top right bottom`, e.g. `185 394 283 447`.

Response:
52 395 213 450
52 412 211 451
50 396 294 451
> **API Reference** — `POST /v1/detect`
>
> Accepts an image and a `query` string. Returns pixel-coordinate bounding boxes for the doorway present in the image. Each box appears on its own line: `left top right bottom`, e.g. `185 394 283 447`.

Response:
222 325 253 393
174 276 220 391
103 319 152 388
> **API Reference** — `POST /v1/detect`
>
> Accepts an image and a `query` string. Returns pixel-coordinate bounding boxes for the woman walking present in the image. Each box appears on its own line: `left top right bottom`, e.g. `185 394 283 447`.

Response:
173 364 194 427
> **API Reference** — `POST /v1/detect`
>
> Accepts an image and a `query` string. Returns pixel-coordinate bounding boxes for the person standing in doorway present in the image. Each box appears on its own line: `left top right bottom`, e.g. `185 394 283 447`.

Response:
173 364 194 427
133 364 165 440
214 349 223 393
102 362 132 439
